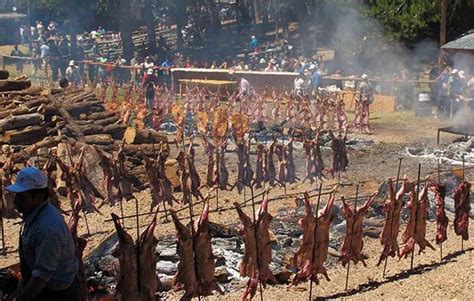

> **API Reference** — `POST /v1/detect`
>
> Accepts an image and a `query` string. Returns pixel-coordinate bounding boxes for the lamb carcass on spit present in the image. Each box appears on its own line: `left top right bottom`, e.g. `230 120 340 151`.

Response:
67 203 87 301
254 143 266 189
328 129 349 177
286 138 298 183
377 176 407 265
453 181 471 241
235 190 277 300
170 202 217 299
339 193 376 267
235 141 254 193
264 140 277 187
292 189 337 285
111 213 139 301
433 183 449 245
399 178 435 259
138 213 159 301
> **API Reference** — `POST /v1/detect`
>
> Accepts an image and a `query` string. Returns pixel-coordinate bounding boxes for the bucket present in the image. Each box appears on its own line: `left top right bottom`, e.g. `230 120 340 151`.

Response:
418 93 431 102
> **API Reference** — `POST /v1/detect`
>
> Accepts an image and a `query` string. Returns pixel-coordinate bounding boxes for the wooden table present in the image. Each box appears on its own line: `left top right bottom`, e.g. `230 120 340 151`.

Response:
178 79 238 95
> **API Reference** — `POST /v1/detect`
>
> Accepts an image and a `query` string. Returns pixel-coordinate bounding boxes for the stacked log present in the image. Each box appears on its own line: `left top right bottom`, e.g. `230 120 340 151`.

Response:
1 78 169 205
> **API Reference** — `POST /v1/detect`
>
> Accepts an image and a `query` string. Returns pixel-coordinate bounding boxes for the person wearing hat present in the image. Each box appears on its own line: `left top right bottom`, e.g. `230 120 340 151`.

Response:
355 74 374 133
449 69 466 114
65 60 80 86
250 35 258 52
142 68 158 111
294 71 307 97
6 167 79 300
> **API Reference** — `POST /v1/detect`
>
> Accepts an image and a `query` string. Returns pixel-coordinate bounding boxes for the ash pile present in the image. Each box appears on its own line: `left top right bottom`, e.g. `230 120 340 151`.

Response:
406 137 474 165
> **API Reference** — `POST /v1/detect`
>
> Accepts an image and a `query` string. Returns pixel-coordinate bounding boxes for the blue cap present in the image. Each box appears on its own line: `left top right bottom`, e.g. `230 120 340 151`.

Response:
5 167 48 193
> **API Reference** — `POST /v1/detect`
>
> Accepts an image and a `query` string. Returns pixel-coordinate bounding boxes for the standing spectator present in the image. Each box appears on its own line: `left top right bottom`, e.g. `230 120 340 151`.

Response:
48 39 60 81
58 36 70 78
65 60 80 85
10 45 24 74
19 25 27 44
31 44 42 77
142 69 158 109
40 41 50 67
250 35 258 52
47 21 57 36
294 71 307 97
309 64 320 98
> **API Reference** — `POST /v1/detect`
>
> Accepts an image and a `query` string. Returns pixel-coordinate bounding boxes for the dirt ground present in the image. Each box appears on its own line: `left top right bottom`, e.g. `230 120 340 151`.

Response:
1 110 473 300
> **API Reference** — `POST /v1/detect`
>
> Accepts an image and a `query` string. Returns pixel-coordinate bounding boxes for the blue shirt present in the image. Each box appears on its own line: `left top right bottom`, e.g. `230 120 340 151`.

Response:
310 71 320 89
21 202 78 290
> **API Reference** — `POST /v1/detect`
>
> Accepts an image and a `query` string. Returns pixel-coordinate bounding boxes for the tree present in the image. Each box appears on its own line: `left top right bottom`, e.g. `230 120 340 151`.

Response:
144 0 157 54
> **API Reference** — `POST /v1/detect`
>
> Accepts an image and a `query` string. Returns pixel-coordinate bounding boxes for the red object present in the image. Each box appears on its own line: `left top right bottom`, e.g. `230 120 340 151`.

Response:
453 181 471 241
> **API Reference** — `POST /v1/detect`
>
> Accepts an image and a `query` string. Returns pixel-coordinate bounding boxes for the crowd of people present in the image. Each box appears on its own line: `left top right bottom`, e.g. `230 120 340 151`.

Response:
431 66 474 115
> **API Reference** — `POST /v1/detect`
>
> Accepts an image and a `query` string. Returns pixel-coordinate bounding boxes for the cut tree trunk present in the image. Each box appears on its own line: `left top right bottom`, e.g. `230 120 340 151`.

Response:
0 80 32 92
103 124 127 140
82 111 116 121
94 116 120 126
123 127 168 144
2 125 47 144
84 134 114 145
0 113 44 132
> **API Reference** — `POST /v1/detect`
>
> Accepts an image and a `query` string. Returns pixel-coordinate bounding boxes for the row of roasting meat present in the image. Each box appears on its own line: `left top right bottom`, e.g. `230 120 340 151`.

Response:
110 177 470 301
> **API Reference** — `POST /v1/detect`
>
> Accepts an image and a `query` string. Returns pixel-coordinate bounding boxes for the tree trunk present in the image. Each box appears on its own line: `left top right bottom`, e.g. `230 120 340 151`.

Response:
252 0 262 24
2 126 47 145
144 0 157 54
119 0 135 60
296 0 313 57
124 127 168 144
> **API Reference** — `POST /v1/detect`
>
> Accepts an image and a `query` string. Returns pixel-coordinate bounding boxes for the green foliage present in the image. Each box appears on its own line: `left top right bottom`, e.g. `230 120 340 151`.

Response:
366 0 440 43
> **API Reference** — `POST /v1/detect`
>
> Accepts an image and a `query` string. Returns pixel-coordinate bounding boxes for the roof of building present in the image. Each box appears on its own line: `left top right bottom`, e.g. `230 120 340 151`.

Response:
442 31 474 51
0 12 27 22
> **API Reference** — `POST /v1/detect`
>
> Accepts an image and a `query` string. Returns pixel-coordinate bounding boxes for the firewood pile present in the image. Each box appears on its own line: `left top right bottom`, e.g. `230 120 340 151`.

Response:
0 70 168 194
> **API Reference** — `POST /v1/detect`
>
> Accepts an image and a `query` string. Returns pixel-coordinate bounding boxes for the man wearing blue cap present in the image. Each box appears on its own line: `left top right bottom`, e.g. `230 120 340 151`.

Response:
5 167 79 301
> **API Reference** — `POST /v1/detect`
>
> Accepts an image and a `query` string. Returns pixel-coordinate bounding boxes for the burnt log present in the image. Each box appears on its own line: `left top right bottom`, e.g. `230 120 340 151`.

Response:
0 70 8 80
0 107 30 119
0 80 32 92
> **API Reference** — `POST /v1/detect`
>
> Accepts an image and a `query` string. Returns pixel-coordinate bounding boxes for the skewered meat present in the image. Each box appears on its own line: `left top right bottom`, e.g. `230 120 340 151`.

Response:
177 151 192 205
116 148 134 201
97 151 121 206
275 144 287 187
212 107 228 146
453 181 471 241
138 214 159 301
339 193 376 267
171 104 186 143
377 176 407 265
303 135 324 183
193 202 218 296
218 145 230 190
196 111 210 136
170 201 217 298
230 113 250 143
329 130 348 177
235 190 277 300
235 142 248 193
111 213 140 301
170 210 199 299
156 149 177 205
187 144 203 200
42 150 61 210
254 144 266 189
292 190 337 285
144 155 164 209
264 140 277 187
434 184 449 245
67 203 87 301
400 178 435 258
286 138 297 183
